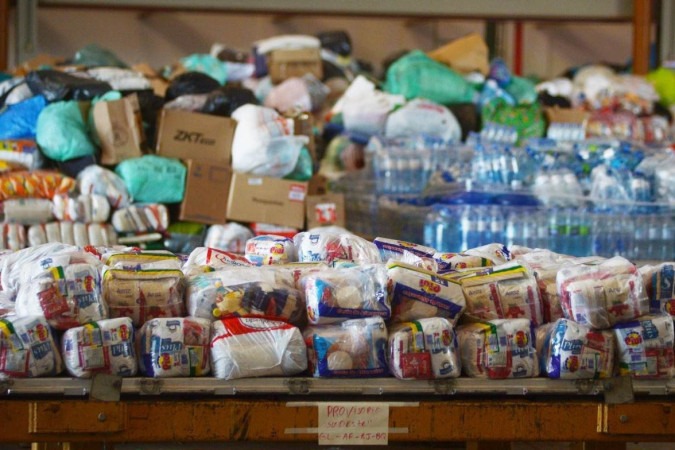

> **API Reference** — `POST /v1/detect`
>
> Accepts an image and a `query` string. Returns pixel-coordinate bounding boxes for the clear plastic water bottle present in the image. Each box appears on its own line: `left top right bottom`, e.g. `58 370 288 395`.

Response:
424 204 462 253
487 205 505 245
660 214 675 261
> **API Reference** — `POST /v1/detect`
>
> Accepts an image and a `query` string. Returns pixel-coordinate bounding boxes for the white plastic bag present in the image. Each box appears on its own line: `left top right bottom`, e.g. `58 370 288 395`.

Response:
294 227 380 265
77 165 131 209
0 315 63 377
613 314 674 379
384 98 461 142
204 223 254 254
245 235 296 265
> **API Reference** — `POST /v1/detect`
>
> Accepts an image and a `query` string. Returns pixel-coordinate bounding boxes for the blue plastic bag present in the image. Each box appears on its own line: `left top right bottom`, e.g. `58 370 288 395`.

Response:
115 155 186 203
0 95 47 139
36 100 97 161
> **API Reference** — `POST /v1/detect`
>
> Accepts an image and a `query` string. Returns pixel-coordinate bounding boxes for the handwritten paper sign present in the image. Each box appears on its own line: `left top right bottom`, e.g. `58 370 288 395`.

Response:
318 402 389 446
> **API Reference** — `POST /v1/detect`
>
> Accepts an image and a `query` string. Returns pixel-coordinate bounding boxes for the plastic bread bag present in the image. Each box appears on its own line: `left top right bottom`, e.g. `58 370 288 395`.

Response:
210 317 307 380
137 317 211 377
2 199 53 224
387 261 465 325
102 267 185 328
639 263 675 316
458 262 544 327
111 203 169 233
388 317 461 380
15 262 107 330
52 193 110 223
456 318 539 379
556 256 648 330
613 314 674 379
0 170 76 202
0 315 63 377
0 223 26 250
102 249 182 271
434 243 511 274
244 235 296 266
204 223 254 254
301 264 390 325
538 318 615 380
304 316 389 378
77 165 130 209
294 227 380 265
186 266 304 326
62 317 137 378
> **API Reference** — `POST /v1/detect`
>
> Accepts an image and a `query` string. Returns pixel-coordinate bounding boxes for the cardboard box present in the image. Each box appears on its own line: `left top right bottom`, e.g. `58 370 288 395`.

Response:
179 160 233 224
93 94 145 165
156 109 236 164
267 48 323 84
132 63 169 97
544 107 590 124
305 193 345 229
226 172 308 229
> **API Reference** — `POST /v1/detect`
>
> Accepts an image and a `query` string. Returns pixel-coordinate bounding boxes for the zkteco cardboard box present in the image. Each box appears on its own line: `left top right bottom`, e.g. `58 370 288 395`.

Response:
226 172 308 229
305 193 345 229
93 93 145 165
179 159 233 224
156 109 236 164
267 48 323 84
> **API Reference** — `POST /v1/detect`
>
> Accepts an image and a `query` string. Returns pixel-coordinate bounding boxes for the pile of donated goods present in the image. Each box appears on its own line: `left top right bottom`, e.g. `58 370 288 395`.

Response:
0 233 674 383
0 32 674 383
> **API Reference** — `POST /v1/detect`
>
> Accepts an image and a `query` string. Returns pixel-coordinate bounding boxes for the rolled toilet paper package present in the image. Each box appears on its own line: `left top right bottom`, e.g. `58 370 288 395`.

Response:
457 318 539 379
244 235 296 266
0 223 26 250
557 256 648 329
613 314 674 379
103 268 185 328
111 203 169 233
640 262 675 316
294 228 380 265
388 317 461 380
304 316 389 378
138 317 211 377
301 264 390 325
458 263 544 327
62 317 137 378
15 262 107 330
52 193 110 223
186 266 304 325
387 261 465 325
210 317 307 380
0 315 63 377
537 318 615 380
3 198 53 224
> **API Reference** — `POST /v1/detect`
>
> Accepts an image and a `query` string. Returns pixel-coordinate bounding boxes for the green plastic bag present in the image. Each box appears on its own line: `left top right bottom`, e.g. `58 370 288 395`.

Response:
73 44 127 68
647 67 675 107
284 146 314 182
383 50 477 105
482 98 545 144
505 76 538 105
115 155 186 203
36 101 97 162
180 54 228 85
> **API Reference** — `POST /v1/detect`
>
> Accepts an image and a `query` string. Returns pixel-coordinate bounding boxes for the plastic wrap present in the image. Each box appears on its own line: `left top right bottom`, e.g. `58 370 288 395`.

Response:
62 317 137 378
458 263 544 327
204 223 254 254
2 199 53 224
388 317 461 380
25 69 112 102
457 318 538 379
210 317 307 380
0 170 76 202
77 165 131 210
613 314 674 379
557 257 648 329
52 194 111 223
186 267 304 326
137 317 211 377
244 235 296 266
0 139 44 171
304 316 389 378
0 315 63 377
302 264 390 325
373 237 436 264
387 261 465 325
111 204 169 233
0 223 26 250
294 228 380 264
115 155 186 204
537 318 615 380
103 268 185 328
182 247 252 277
640 263 675 316
102 250 182 271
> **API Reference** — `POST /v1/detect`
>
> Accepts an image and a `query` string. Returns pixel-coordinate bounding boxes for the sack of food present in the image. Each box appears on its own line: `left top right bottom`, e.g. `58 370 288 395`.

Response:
457 318 538 379
387 261 465 325
102 249 182 271
537 318 615 380
0 315 63 377
103 268 185 328
137 317 211 377
435 244 511 274
304 316 388 377
210 317 307 380
182 247 252 277
294 228 380 265
244 235 296 266
640 262 675 316
62 317 137 378
302 264 390 325
557 257 648 329
388 317 460 380
613 314 674 379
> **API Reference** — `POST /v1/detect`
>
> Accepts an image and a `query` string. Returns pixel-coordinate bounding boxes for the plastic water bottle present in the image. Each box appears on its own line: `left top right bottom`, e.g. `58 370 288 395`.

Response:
487 205 505 245
424 204 462 253
661 214 675 260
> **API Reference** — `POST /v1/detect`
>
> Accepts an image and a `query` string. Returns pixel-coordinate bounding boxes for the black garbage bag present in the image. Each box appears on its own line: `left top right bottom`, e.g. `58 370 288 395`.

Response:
123 88 164 149
164 71 220 102
26 69 112 102
200 86 258 117
317 30 352 57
